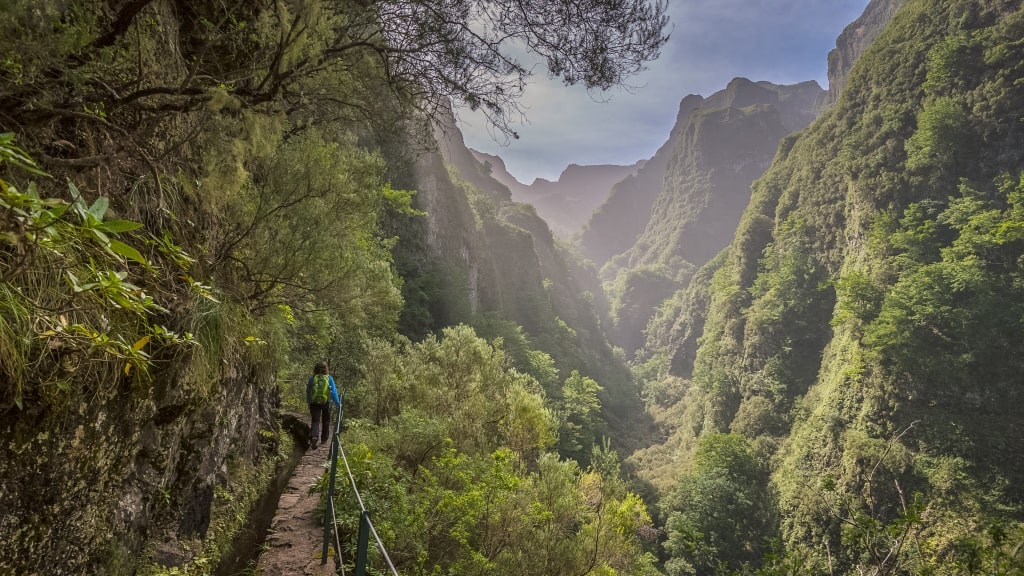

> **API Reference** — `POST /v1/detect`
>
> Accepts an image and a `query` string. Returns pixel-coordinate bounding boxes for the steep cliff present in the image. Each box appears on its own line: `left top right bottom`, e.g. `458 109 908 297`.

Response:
603 79 824 357
395 116 650 451
620 79 823 274
826 0 906 104
578 94 705 267
638 0 1024 572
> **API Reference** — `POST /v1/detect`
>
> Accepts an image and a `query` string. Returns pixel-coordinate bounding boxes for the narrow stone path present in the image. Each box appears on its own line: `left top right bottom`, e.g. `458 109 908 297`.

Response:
256 441 338 575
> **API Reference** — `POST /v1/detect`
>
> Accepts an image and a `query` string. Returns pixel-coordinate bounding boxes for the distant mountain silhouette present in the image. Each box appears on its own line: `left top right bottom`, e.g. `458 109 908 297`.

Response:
470 149 643 237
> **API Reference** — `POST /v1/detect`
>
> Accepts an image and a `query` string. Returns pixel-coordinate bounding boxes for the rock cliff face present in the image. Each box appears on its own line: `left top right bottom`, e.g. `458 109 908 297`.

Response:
649 0 906 382
584 0 904 275
435 115 513 204
826 0 906 103
595 79 823 357
0 2 293 572
0 341 279 574
619 78 823 275
579 94 705 266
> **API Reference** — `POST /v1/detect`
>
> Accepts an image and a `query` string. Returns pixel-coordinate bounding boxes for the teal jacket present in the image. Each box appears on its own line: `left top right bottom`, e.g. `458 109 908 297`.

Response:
306 374 341 405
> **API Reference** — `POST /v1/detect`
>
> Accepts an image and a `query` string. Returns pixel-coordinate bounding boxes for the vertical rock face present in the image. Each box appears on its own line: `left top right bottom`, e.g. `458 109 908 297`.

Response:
581 79 823 275
434 109 513 204
826 0 906 104
596 79 823 357
621 78 824 275
0 345 279 575
579 94 706 266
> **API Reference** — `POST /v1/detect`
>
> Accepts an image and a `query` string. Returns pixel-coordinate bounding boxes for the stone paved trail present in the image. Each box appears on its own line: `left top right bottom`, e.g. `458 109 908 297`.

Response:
256 441 339 575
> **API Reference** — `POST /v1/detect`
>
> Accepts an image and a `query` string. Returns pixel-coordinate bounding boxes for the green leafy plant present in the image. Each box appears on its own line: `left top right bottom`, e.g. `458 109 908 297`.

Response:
0 135 193 407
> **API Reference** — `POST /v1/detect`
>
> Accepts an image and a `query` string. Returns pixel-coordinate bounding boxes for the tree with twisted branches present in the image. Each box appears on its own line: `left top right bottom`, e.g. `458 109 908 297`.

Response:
3 0 668 146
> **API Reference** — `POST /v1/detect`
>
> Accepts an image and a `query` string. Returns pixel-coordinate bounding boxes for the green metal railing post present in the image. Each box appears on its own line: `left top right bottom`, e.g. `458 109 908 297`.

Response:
355 510 371 576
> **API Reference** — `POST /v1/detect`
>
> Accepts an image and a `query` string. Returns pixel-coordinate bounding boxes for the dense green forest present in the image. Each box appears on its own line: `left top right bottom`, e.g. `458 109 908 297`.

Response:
633 0 1024 574
0 0 666 574
3 0 1024 575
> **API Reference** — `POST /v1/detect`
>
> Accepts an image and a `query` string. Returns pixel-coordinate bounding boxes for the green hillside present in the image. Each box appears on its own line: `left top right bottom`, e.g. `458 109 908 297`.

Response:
634 0 1024 573
601 79 823 358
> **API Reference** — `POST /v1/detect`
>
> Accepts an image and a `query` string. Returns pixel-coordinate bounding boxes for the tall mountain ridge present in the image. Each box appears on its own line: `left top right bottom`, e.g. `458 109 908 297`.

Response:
634 0 1024 572
593 79 824 357
573 0 907 363
642 0 908 377
577 94 705 267
623 79 823 273
580 0 902 277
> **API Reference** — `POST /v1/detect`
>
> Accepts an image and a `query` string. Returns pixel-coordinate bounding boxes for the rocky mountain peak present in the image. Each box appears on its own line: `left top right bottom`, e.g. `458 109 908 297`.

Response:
826 0 905 103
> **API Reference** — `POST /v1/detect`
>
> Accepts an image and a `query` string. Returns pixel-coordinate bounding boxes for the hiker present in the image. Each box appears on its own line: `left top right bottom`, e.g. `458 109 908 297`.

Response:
306 361 341 450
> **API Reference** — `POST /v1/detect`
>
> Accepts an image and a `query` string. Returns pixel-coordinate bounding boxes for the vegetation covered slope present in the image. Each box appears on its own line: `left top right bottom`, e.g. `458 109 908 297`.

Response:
632 0 1024 573
401 114 652 457
321 325 661 576
601 79 824 358
0 0 669 574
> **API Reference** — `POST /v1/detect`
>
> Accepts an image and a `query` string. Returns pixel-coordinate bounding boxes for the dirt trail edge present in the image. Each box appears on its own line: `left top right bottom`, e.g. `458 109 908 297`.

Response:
256 441 338 575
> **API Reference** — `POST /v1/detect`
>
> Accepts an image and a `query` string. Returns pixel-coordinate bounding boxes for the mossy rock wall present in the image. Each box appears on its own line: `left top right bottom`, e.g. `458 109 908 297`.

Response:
0 343 279 575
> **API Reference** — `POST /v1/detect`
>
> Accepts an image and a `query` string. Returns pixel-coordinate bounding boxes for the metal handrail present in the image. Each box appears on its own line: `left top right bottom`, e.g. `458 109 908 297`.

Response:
322 392 346 570
338 440 400 576
320 389 399 576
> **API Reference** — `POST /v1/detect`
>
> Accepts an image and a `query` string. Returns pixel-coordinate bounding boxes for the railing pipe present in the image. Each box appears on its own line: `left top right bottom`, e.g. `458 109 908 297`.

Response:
321 392 346 566
316 387 400 576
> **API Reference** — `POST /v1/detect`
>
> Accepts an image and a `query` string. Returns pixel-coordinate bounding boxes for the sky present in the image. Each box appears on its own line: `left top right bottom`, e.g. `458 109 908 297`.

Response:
458 0 872 184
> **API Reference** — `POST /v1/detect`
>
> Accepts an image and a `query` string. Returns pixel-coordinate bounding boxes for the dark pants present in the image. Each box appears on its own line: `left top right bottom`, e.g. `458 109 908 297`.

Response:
309 403 331 446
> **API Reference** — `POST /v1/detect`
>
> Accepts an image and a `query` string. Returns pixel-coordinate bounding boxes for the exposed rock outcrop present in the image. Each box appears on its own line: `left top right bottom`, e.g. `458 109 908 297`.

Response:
578 94 705 266
826 0 906 104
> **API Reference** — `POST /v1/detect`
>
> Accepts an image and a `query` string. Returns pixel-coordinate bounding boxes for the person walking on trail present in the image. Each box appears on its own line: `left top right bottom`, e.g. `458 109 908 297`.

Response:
306 361 341 450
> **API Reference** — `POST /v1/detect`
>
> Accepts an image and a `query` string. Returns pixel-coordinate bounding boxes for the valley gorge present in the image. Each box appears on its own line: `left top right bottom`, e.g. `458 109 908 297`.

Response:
2 0 1024 575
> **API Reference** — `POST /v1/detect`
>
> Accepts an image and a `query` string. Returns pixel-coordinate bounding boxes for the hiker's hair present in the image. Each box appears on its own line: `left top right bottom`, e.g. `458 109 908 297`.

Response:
314 361 328 375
